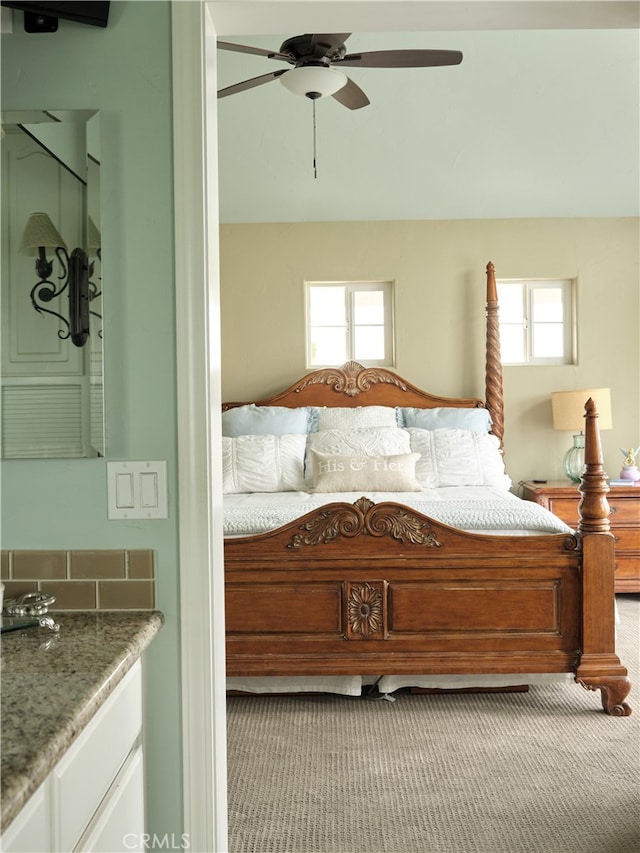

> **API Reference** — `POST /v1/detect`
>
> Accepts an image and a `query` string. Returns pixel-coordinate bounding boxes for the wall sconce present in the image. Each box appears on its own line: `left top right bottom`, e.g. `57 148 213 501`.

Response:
87 215 102 337
551 388 613 481
18 211 101 348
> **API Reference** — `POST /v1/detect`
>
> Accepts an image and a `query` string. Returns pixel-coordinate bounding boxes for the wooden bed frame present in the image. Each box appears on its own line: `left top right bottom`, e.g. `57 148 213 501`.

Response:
223 263 631 715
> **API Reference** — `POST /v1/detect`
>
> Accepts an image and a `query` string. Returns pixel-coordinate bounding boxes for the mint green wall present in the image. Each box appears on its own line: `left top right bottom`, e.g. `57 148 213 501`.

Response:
1 2 183 840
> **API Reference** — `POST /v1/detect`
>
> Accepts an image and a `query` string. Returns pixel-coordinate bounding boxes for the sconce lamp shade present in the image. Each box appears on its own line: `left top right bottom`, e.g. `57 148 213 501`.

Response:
87 216 101 251
280 65 348 98
551 388 613 431
19 212 67 254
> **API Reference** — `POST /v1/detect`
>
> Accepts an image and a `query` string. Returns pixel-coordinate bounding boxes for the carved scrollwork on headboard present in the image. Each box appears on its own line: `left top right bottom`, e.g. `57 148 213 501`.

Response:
295 361 409 398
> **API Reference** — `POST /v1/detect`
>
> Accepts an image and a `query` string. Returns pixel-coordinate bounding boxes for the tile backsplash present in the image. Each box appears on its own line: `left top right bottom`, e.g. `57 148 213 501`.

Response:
0 550 155 610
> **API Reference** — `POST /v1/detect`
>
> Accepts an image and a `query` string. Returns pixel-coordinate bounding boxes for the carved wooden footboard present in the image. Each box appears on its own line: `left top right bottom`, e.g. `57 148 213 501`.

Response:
225 502 630 714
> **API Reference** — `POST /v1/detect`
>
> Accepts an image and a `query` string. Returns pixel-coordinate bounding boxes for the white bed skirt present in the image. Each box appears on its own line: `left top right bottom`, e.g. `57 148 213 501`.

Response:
226 672 574 696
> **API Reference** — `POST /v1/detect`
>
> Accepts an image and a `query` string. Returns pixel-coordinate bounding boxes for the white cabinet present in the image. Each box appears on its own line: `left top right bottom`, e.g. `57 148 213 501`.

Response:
0 782 49 853
1 661 144 853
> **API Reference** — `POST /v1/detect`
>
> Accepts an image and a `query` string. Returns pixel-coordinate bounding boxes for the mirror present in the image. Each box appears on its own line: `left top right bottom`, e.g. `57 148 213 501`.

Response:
0 110 104 458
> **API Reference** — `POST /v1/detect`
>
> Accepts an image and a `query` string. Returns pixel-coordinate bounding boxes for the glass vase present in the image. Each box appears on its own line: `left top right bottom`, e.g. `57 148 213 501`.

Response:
563 433 585 482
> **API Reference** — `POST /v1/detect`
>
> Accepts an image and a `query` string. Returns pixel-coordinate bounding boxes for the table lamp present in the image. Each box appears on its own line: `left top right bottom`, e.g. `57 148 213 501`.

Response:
551 388 612 482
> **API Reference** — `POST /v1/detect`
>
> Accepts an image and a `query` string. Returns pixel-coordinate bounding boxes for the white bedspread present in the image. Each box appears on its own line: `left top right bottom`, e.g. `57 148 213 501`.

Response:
223 485 573 537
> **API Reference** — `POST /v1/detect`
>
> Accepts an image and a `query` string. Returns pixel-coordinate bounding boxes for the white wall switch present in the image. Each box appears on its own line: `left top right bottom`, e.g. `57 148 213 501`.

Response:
107 461 168 520
115 472 135 508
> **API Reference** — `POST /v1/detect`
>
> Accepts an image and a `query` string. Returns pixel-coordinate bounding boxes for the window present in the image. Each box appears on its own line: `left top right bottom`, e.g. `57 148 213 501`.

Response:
497 278 575 365
305 281 395 368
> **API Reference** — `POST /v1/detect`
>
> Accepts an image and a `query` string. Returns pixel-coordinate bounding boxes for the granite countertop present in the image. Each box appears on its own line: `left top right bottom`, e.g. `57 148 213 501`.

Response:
0 610 164 833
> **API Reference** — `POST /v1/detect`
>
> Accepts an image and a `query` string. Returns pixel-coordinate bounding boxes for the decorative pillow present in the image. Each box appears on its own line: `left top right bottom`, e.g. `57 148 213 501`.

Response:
222 405 311 437
407 428 511 489
310 450 422 493
399 406 492 433
305 427 411 482
222 434 307 493
314 405 398 431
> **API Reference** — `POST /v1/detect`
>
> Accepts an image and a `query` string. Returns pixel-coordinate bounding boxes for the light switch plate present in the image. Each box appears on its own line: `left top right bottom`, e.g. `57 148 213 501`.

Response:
107 461 168 520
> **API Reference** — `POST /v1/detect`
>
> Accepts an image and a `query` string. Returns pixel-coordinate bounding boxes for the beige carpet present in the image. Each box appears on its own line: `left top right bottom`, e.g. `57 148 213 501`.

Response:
227 596 640 853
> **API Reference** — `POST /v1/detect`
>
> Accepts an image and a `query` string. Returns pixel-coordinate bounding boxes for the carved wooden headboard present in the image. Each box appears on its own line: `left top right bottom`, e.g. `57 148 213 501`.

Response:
222 264 504 446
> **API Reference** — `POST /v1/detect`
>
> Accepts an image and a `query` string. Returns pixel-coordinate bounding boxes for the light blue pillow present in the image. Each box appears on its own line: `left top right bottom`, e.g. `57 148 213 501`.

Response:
222 405 312 437
399 406 492 433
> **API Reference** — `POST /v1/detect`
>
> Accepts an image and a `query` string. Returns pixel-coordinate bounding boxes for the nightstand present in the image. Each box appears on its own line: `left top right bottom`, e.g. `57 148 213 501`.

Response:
520 480 640 593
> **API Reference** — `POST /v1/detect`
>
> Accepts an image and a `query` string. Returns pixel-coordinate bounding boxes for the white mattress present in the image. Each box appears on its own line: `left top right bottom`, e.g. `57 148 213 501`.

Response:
224 485 574 538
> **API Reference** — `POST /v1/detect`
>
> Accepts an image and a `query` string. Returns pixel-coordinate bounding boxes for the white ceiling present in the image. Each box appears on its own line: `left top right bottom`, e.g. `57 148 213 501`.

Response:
215 2 640 223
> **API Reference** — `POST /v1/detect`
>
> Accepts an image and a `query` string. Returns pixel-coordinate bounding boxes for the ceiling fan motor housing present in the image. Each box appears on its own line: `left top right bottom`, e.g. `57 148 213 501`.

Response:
279 34 347 64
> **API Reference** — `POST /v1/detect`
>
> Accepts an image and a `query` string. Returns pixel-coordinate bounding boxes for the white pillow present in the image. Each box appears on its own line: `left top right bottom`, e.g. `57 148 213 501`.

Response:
400 406 492 433
305 427 411 483
314 405 398 431
222 405 312 437
310 451 422 493
222 434 307 493
407 428 511 489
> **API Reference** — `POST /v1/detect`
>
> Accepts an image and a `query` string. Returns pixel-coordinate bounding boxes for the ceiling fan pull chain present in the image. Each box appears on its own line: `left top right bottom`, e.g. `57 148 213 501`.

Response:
312 98 318 179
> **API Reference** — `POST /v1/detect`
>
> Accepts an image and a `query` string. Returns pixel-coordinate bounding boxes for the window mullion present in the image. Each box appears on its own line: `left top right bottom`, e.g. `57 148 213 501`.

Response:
346 286 355 361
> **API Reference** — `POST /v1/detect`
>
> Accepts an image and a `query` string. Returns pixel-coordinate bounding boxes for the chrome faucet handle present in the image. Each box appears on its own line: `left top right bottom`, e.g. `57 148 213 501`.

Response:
4 591 57 617
38 615 60 632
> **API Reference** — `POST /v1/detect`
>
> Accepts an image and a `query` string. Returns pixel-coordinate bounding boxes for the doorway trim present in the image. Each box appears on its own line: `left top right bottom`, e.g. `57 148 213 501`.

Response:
174 3 637 851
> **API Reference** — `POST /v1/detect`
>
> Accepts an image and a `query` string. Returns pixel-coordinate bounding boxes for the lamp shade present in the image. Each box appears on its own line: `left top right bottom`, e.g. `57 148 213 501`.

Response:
551 388 613 431
280 65 347 98
19 212 67 254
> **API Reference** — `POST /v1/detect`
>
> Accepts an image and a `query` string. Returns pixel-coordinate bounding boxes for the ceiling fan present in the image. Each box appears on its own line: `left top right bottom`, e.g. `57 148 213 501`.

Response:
218 33 463 109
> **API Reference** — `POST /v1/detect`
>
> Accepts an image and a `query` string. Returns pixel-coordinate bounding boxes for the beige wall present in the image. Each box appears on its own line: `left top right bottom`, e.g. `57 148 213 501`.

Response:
220 218 639 486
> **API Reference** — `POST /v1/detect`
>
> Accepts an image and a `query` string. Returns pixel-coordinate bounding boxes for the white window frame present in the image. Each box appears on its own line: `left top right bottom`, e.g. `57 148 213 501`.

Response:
497 278 576 366
305 280 395 368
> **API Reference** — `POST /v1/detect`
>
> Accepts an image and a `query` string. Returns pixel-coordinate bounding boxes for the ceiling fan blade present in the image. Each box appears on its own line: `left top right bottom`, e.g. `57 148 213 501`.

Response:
217 40 291 62
338 49 463 69
331 76 370 110
218 69 288 99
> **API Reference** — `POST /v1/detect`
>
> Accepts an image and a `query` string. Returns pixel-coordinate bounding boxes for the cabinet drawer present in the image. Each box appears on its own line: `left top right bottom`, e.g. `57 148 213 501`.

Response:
76 746 144 853
548 497 640 528
608 498 640 525
53 662 142 852
616 554 640 577
613 527 640 551
547 498 579 526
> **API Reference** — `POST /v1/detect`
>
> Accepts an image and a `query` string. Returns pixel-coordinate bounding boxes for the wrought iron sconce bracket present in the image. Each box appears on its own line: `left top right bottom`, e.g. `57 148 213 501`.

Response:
29 245 91 347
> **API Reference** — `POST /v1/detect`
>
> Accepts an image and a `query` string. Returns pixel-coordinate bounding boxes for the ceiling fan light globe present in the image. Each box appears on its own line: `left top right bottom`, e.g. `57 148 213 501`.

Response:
280 66 347 98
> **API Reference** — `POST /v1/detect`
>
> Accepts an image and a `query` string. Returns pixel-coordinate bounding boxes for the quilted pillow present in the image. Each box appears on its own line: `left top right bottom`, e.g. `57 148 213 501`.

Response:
310 451 422 493
400 406 492 433
314 405 398 431
407 428 511 489
222 434 307 493
222 405 312 437
305 427 411 483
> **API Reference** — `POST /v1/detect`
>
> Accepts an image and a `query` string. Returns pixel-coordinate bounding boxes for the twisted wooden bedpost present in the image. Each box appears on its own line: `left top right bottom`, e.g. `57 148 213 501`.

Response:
485 262 504 448
576 398 632 715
